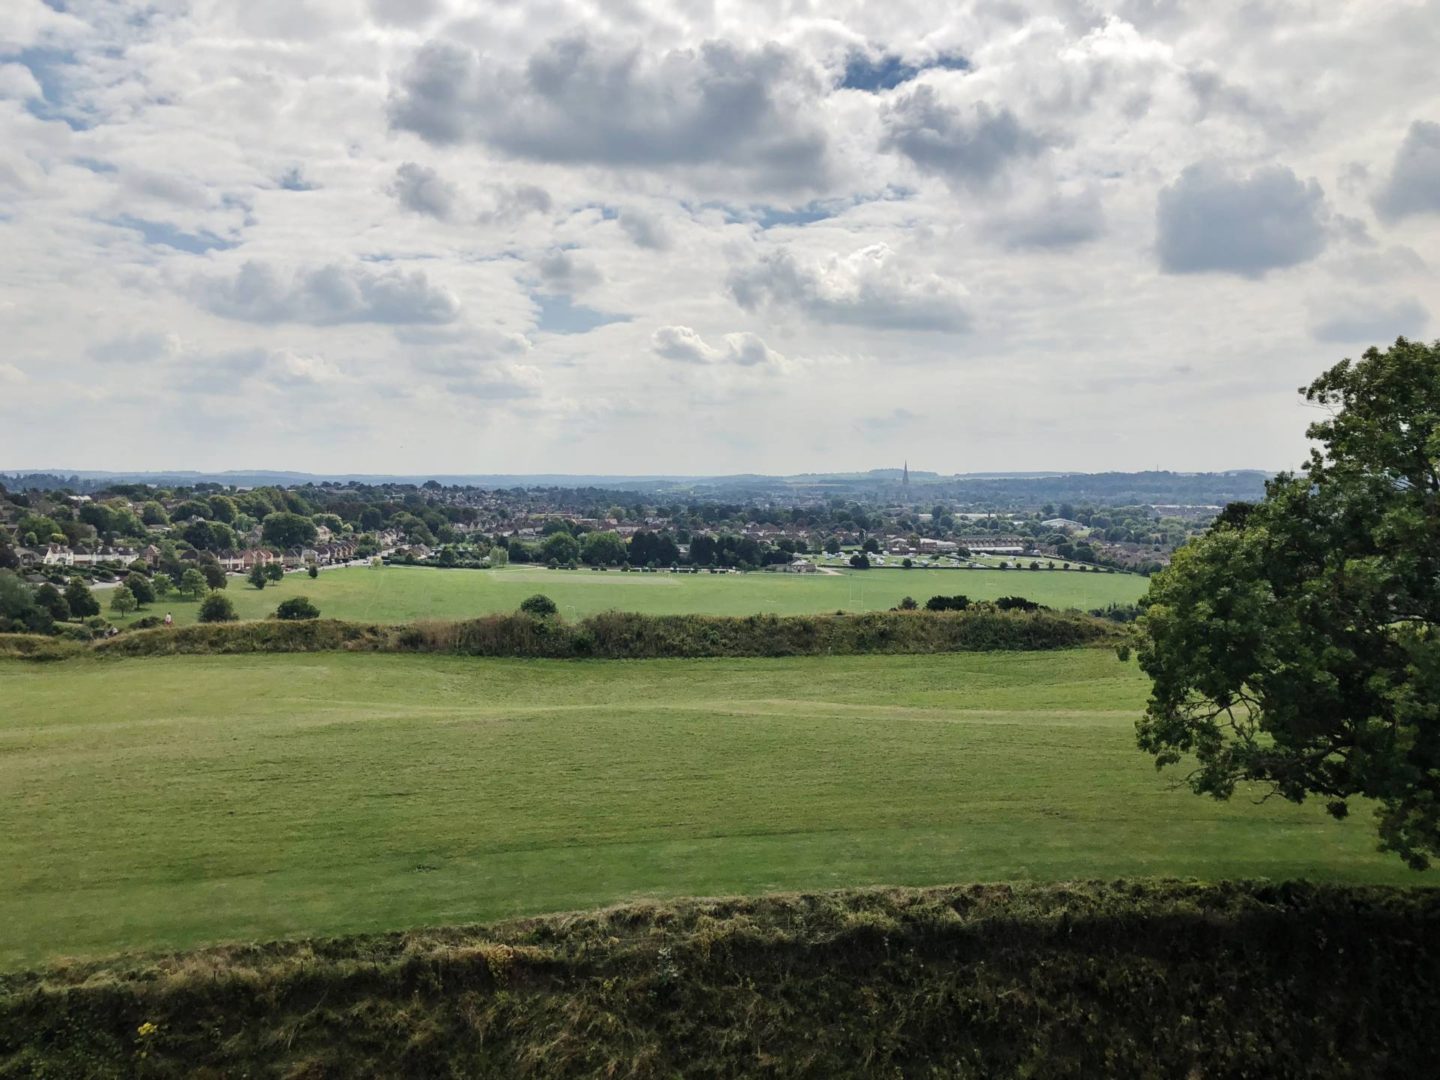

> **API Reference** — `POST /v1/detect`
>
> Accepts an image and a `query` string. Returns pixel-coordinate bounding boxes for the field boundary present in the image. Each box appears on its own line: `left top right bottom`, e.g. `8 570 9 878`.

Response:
0 609 1120 662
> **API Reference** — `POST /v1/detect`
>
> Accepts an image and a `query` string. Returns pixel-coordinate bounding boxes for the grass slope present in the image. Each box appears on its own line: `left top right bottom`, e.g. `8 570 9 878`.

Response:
0 651 1423 970
106 563 1147 628
3 881 1437 1078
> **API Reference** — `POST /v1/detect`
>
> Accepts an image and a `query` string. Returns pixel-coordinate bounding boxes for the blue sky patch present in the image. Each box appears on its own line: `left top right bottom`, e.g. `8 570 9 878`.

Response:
534 294 630 335
278 167 317 191
17 47 93 130
113 216 237 254
840 52 969 92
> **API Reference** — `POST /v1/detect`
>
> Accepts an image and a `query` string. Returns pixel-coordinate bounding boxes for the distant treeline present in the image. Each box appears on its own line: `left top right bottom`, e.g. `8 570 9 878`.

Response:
0 609 1117 661
1 880 1433 1078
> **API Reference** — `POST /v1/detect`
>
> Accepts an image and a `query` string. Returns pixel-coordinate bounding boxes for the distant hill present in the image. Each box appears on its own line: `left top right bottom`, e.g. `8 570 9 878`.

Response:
1 467 1271 506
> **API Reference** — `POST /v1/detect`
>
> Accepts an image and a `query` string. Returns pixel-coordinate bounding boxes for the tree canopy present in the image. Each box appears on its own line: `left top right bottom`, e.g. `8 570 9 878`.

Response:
1135 338 1440 868
580 530 628 567
261 512 318 549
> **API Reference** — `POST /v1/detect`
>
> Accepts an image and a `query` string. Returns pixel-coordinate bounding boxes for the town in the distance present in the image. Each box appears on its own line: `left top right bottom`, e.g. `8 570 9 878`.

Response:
0 467 1261 633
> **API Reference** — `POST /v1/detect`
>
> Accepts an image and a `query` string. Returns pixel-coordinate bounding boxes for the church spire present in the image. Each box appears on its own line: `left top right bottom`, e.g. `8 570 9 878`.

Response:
902 460 909 487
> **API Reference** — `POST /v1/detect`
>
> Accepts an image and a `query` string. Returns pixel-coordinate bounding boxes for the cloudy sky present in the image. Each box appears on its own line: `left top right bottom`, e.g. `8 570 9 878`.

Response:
1 0 1437 476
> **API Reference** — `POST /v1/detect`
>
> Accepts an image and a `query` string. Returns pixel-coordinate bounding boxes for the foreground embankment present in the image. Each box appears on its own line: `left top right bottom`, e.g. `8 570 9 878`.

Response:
0 608 1117 661
1 880 1434 1078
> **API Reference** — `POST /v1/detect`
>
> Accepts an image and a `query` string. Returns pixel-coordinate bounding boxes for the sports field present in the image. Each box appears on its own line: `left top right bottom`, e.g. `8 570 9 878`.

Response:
108 562 1148 627
0 649 1419 970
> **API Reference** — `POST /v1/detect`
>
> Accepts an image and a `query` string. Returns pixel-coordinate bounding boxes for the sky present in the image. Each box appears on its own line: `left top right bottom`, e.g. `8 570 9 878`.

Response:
0 0 1437 477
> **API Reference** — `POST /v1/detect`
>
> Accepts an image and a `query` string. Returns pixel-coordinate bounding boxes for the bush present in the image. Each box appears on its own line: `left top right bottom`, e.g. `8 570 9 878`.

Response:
994 595 1041 612
308 565 319 579
519 594 559 617
198 591 238 623
924 595 970 612
274 596 320 621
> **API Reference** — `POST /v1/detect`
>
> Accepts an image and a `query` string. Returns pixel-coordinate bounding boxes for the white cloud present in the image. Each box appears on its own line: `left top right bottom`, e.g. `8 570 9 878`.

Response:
389 35 834 193
1309 295 1429 344
89 331 181 365
195 261 461 325
1374 120 1440 222
1156 162 1330 277
389 162 459 221
728 243 971 332
652 326 788 369
881 89 1047 190
0 63 42 102
0 1 1436 474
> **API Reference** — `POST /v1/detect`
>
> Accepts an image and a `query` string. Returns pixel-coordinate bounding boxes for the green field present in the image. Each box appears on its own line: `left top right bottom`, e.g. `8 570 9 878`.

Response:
1 649 1421 970
108 562 1148 628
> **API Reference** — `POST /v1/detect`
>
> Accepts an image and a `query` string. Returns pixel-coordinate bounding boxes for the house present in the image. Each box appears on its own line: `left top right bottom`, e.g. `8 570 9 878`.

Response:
42 544 74 567
240 549 275 571
68 546 129 566
965 536 1027 555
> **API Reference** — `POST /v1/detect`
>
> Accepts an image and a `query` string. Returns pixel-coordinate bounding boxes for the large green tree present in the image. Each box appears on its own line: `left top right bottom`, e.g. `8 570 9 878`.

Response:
262 512 318 549
179 568 207 599
540 531 581 565
580 530 628 567
1135 338 1440 867
64 577 100 618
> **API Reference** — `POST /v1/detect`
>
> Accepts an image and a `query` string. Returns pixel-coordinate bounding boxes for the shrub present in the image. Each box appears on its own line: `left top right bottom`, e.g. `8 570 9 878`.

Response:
519 594 559 617
274 596 320 621
925 595 970 612
308 565 319 579
198 591 238 623
995 595 1041 612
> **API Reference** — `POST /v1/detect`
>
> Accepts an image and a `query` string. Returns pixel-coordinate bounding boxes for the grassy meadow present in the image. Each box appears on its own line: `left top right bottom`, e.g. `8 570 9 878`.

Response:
0 649 1421 970
106 562 1148 628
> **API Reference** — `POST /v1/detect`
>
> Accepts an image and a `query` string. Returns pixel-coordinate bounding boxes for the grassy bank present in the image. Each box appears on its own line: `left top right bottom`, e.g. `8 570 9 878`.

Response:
0 608 1118 661
97 563 1148 629
2 880 1435 1078
0 651 1424 971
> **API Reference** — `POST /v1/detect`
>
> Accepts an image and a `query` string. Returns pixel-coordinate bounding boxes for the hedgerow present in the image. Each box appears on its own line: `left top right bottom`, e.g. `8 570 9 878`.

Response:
59 609 1116 661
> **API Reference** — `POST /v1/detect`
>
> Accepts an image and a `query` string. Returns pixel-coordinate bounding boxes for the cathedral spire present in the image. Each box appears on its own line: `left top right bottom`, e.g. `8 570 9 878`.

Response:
902 460 909 487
